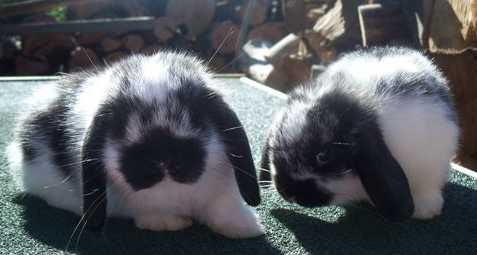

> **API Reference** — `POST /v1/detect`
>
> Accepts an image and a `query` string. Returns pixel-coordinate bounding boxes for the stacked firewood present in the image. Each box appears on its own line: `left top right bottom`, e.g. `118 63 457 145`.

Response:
0 0 344 91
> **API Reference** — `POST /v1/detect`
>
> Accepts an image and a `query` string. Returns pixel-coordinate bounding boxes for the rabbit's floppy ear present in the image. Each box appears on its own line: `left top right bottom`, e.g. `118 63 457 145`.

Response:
354 120 414 220
81 109 110 231
207 95 261 206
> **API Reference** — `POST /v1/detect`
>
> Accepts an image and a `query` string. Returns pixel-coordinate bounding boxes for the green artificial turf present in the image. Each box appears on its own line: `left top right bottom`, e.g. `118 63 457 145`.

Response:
0 76 476 255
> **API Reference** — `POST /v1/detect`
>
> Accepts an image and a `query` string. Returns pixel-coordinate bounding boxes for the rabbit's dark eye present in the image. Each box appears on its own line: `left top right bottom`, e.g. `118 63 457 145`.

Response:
316 151 329 164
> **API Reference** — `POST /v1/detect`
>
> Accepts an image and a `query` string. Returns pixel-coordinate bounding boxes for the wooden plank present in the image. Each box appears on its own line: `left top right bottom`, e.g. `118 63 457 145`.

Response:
430 48 477 171
0 17 155 35
0 0 105 18
425 0 477 50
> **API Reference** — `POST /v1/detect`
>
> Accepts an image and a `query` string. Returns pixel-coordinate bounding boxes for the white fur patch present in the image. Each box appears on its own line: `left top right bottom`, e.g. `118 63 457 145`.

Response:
7 141 81 214
72 70 118 133
321 175 370 205
151 106 200 138
378 97 458 218
124 114 144 143
132 60 171 105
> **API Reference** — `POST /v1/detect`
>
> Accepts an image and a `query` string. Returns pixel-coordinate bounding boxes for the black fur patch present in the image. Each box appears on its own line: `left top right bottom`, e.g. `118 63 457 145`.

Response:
353 118 414 220
82 105 111 231
18 125 38 162
19 97 76 178
274 172 333 207
105 95 141 140
119 127 206 190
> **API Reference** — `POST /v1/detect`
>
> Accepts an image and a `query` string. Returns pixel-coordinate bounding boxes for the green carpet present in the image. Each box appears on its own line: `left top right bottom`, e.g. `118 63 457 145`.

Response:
0 76 476 255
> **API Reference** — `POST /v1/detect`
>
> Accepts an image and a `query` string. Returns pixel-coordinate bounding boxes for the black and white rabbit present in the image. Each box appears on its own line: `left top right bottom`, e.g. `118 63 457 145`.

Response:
8 51 263 238
260 47 459 220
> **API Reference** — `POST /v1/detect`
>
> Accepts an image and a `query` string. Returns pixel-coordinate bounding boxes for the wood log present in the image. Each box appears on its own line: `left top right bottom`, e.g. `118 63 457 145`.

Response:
23 33 75 59
430 48 477 170
305 4 327 29
247 22 287 44
240 39 272 65
32 33 76 69
122 34 145 53
247 63 289 91
281 52 312 88
100 37 122 53
209 21 241 55
20 15 57 56
68 47 99 72
165 0 216 39
76 32 108 46
153 17 179 43
312 0 365 49
15 55 50 75
22 35 50 56
264 33 300 64
239 39 289 91
139 31 159 45
423 0 477 50
304 25 337 65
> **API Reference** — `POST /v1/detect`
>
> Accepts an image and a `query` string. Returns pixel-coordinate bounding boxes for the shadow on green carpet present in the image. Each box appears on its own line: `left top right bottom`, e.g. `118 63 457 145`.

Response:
272 182 477 255
13 194 282 255
12 181 477 255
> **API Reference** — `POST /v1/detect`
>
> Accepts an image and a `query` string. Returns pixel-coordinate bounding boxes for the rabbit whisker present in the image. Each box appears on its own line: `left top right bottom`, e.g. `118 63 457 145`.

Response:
65 190 106 253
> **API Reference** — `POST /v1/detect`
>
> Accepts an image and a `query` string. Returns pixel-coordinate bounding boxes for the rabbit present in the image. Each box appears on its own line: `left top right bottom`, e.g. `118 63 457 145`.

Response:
7 51 263 238
259 47 459 220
